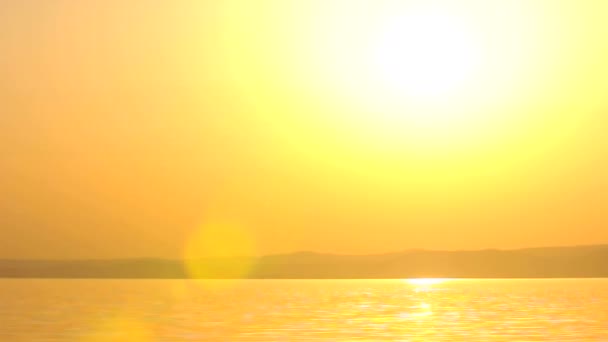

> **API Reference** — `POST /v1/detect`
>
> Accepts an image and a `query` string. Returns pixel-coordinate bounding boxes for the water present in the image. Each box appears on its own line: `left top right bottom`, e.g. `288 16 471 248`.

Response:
1 279 607 341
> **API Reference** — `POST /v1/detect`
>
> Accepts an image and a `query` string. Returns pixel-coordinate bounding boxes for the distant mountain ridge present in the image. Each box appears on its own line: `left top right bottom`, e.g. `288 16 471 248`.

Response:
2 244 608 278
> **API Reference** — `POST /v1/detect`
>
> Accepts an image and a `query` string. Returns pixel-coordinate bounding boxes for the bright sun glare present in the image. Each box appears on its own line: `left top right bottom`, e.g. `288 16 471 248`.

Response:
305 1 571 151
311 2 512 149
228 1 607 160
363 6 488 146
370 8 480 100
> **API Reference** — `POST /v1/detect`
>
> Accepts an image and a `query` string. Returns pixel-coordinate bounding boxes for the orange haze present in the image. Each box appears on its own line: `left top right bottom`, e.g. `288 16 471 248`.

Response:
1 1 608 258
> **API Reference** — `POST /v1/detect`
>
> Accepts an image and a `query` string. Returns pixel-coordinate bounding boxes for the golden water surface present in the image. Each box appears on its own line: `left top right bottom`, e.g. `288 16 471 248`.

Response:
1 279 607 341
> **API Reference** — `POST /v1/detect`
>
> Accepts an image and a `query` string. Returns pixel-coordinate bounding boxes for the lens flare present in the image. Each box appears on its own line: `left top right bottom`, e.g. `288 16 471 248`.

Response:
183 220 257 286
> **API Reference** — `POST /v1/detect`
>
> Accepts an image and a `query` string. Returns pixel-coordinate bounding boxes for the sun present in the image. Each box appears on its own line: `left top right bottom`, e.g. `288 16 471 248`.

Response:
369 7 482 101
309 2 504 149
221 1 604 158
360 6 489 147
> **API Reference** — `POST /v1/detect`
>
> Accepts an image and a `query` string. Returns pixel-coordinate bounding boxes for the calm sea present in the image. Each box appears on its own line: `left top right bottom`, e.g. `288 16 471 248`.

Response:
1 279 607 341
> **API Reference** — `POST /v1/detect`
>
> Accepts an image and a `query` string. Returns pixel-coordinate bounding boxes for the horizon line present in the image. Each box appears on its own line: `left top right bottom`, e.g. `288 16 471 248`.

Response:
3 243 607 261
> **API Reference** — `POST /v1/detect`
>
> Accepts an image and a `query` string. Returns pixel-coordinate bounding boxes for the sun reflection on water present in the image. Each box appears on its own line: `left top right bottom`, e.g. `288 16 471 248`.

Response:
398 302 434 320
396 279 451 321
404 278 451 286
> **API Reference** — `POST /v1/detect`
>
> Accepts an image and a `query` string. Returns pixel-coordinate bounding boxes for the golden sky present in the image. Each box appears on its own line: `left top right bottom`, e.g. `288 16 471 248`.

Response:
2 0 608 258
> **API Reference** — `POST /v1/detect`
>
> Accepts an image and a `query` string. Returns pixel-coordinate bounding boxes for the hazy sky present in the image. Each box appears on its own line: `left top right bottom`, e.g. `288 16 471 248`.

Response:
2 1 608 258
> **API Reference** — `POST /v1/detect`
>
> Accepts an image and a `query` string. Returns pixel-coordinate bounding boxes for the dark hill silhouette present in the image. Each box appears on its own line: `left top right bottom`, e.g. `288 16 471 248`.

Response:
1 245 608 278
